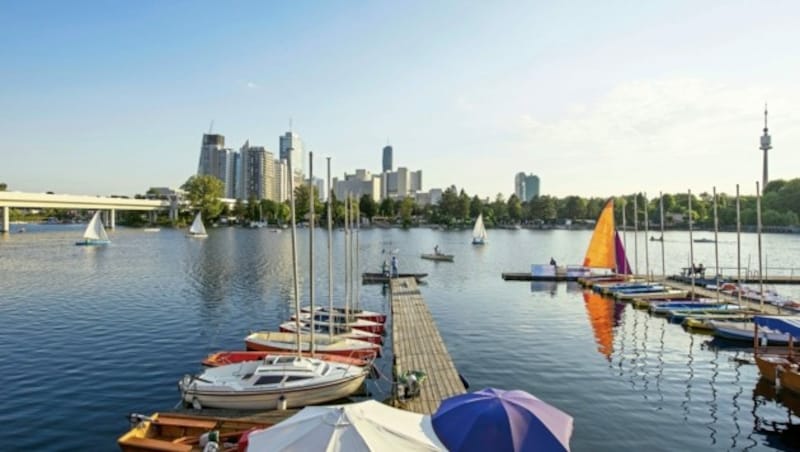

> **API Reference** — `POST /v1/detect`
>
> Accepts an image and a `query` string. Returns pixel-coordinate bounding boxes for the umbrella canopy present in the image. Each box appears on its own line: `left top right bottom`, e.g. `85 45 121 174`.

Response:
246 399 446 451
432 388 573 452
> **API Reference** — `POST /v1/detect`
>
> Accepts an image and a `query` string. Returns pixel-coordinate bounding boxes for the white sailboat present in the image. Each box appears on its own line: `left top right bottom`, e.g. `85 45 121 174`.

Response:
187 212 208 238
75 211 110 246
471 213 488 245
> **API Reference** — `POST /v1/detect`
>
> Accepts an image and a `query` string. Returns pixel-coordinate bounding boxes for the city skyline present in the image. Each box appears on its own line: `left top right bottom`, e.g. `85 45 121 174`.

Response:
2 1 799 199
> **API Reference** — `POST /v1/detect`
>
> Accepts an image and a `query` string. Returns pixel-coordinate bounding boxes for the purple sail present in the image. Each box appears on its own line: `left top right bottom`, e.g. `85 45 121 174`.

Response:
614 231 632 275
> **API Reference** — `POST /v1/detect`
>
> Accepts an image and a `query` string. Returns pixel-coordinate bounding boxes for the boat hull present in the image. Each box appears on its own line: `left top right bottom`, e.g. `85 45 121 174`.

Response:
279 323 383 344
202 350 371 367
180 373 367 410
75 239 111 246
756 355 794 383
244 334 380 360
421 253 454 262
781 368 800 394
301 306 387 324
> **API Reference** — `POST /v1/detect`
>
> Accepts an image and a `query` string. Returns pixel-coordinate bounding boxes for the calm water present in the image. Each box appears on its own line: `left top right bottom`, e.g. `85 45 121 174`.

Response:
2 224 800 451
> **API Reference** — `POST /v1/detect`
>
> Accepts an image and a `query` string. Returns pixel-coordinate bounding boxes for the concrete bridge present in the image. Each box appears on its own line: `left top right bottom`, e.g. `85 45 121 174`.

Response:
0 191 241 232
0 191 175 232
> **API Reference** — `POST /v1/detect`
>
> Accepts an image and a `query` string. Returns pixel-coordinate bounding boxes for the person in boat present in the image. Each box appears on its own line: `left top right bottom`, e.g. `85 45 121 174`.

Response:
550 257 557 266
391 255 399 278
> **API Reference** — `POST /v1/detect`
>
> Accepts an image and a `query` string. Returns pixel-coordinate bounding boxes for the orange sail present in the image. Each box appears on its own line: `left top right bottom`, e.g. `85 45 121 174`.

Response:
583 199 616 269
583 291 615 360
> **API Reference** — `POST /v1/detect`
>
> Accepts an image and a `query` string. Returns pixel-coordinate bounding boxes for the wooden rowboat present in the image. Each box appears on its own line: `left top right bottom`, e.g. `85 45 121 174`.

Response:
420 253 454 262
118 412 271 452
361 272 428 284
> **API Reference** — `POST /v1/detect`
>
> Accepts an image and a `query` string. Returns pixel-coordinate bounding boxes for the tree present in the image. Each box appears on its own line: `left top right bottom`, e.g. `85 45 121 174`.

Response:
399 197 415 228
181 175 224 221
507 194 522 222
563 196 586 220
0 182 7 191
469 196 483 219
359 194 377 221
379 198 396 217
457 190 470 221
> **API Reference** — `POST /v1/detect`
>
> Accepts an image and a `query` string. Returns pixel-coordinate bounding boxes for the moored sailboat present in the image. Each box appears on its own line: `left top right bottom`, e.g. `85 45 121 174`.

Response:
75 211 111 246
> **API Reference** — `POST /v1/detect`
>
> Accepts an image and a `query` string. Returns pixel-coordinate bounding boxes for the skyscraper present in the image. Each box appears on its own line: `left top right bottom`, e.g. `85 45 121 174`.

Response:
240 143 275 200
514 173 540 201
279 132 304 176
197 133 236 198
382 145 393 172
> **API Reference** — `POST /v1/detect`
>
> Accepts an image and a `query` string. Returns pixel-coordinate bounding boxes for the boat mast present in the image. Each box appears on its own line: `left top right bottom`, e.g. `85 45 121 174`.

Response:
736 184 742 308
712 186 720 304
287 151 302 358
688 189 695 300
756 181 764 312
308 151 315 356
659 192 666 279
327 157 334 340
344 194 350 329
643 193 650 281
354 197 360 312
633 195 639 277
621 198 628 279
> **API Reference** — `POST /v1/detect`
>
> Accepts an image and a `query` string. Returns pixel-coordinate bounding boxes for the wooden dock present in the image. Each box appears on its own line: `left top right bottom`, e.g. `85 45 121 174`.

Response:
501 272 578 281
390 277 466 414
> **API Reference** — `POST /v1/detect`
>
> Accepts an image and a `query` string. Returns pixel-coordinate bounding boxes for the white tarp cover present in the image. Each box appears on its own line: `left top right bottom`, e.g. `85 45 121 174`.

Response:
246 399 446 451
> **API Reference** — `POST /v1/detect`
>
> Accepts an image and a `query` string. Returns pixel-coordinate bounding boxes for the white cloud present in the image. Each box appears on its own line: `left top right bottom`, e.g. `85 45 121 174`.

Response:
246 81 260 89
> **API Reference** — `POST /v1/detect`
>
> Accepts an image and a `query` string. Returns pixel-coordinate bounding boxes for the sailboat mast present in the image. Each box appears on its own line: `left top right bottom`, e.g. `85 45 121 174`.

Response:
355 198 361 312
621 199 628 279
633 195 639 276
287 152 302 358
659 192 666 279
688 189 695 299
308 151 315 355
344 194 350 329
643 193 650 281
736 184 742 308
756 181 764 312
327 157 334 340
712 186 720 303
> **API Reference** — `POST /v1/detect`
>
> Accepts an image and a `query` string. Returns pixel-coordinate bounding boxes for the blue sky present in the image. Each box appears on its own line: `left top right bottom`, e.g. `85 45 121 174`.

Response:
2 1 798 198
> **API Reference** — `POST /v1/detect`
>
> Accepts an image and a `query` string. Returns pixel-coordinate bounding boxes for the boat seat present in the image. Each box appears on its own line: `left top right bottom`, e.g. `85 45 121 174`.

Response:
153 416 217 429
120 436 193 452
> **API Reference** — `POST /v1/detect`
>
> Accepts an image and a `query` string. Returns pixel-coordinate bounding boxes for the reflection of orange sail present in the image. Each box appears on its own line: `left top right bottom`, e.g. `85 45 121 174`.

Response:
583 291 615 359
583 199 616 269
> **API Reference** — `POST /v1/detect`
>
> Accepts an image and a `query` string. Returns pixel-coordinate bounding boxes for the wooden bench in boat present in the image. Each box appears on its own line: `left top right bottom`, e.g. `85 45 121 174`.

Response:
119 436 193 452
151 415 217 429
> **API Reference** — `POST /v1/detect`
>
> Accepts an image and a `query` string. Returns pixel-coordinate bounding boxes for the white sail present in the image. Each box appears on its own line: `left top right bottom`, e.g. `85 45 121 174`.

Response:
84 211 109 241
472 213 487 241
189 212 207 236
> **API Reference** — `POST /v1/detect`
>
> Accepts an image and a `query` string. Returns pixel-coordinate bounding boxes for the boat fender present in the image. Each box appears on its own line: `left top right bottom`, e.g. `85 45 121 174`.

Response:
200 431 220 447
760 334 768 347
278 394 288 410
192 398 203 410
127 413 153 426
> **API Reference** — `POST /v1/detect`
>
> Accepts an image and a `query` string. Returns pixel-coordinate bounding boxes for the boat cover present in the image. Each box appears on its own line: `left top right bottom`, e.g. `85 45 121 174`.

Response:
754 316 800 339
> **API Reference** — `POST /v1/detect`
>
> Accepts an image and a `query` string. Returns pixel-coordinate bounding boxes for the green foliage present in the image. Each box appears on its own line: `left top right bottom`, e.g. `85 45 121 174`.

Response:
359 194 377 221
181 175 224 221
0 182 7 191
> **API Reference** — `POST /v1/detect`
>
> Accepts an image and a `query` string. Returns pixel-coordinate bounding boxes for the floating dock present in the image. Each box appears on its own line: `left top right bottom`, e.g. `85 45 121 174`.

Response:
501 272 578 281
390 277 466 414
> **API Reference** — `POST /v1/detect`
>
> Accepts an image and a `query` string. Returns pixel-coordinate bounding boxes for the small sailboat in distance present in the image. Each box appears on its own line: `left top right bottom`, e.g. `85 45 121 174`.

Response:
75 211 110 246
471 213 488 245
187 212 208 238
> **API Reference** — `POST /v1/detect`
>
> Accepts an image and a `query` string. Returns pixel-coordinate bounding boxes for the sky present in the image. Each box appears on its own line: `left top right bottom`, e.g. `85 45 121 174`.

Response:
1 1 799 199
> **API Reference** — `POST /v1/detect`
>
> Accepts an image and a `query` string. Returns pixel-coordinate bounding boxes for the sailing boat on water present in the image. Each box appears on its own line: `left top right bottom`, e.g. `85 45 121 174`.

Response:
583 199 631 275
75 211 110 246
471 213 488 245
187 212 208 238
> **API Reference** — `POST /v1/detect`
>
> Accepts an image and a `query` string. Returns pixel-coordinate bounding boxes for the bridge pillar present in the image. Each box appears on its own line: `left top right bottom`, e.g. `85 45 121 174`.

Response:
109 209 116 229
1 206 8 233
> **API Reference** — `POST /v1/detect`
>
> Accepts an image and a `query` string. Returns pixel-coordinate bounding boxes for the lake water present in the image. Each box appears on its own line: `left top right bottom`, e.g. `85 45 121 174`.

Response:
2 224 800 451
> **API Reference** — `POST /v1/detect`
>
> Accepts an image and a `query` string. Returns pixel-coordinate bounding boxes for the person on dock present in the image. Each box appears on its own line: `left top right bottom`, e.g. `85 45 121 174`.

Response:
391 255 399 278
434 245 440 255
550 257 557 266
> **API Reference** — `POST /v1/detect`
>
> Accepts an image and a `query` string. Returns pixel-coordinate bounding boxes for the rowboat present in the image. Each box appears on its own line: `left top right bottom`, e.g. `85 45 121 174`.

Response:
118 412 271 452
202 350 372 367
755 354 796 383
421 253 454 262
179 355 369 410
244 331 381 360
361 272 428 284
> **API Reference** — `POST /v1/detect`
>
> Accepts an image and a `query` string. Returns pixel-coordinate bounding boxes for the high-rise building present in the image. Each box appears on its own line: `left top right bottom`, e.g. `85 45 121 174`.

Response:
306 177 326 201
410 170 422 193
240 143 275 200
197 133 238 198
273 159 289 203
333 170 381 202
514 172 540 201
279 132 304 176
382 145 393 172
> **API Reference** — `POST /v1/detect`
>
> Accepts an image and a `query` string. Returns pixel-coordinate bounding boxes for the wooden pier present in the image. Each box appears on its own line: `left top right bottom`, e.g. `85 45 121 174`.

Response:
390 277 466 414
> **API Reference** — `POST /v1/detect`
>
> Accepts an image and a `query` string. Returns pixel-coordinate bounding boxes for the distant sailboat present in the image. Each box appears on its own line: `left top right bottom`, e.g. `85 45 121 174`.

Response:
75 211 111 246
471 213 488 245
187 212 208 238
